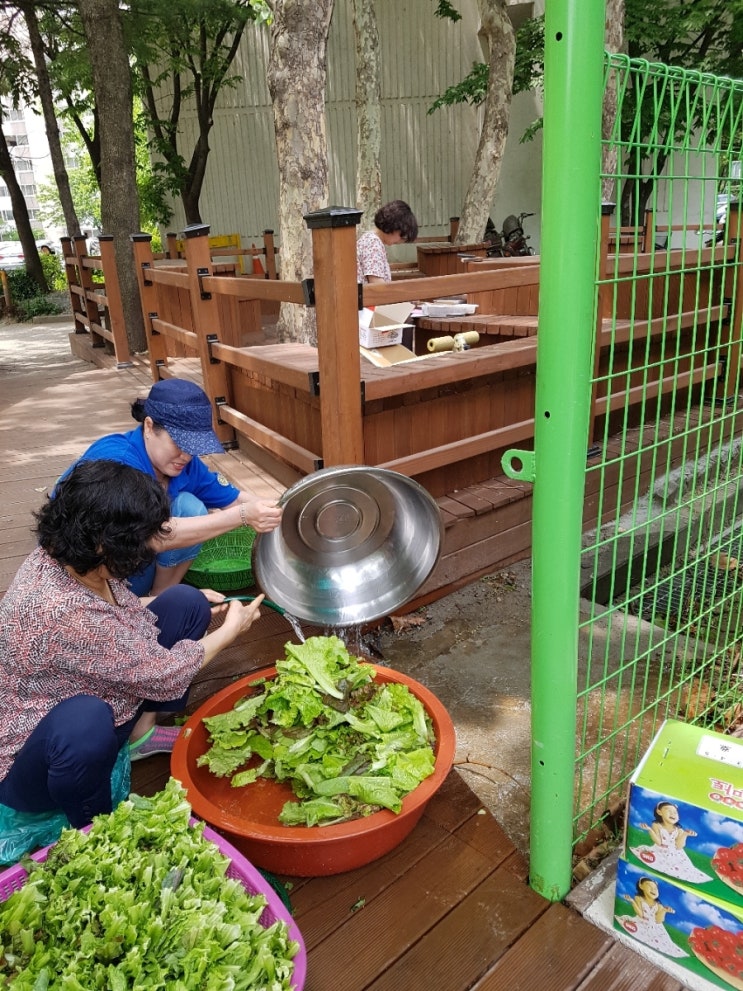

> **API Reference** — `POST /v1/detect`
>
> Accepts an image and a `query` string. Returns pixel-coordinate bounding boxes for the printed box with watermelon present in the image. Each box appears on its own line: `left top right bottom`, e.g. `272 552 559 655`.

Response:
622 720 743 905
613 719 743 989
615 856 743 989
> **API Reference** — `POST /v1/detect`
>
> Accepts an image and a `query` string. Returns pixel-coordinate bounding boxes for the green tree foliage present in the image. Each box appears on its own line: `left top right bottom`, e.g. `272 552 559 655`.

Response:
620 0 743 223
128 0 271 225
0 12 47 290
431 0 740 222
625 0 743 77
36 99 170 237
428 15 544 131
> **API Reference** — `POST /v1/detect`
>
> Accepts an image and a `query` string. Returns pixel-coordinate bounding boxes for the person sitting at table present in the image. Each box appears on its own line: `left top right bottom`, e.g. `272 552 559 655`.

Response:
356 199 418 285
61 377 282 597
0 459 265 828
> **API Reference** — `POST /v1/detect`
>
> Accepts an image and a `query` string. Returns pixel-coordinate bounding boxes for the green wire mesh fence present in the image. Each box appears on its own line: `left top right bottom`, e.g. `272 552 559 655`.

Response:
573 55 743 861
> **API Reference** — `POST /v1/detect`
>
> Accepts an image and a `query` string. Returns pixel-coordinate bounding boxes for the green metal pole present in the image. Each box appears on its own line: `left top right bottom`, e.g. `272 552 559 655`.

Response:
519 0 606 900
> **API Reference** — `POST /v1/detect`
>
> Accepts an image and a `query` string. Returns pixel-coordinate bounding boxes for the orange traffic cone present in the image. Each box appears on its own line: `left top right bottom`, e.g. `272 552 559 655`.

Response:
251 244 266 277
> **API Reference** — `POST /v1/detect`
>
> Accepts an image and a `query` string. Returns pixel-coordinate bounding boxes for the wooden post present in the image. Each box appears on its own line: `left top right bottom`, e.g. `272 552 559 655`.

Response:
643 209 654 252
588 202 614 446
60 236 82 330
449 217 460 242
72 233 105 348
263 229 277 279
166 232 179 259
181 223 236 448
131 233 169 380
305 206 364 466
0 269 10 313
97 235 133 367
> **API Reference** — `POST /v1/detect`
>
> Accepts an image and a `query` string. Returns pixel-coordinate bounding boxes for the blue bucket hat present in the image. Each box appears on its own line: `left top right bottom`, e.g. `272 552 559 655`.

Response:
143 379 223 456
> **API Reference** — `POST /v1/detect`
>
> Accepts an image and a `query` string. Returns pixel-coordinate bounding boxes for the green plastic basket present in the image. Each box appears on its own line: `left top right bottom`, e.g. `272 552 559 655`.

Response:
184 527 256 592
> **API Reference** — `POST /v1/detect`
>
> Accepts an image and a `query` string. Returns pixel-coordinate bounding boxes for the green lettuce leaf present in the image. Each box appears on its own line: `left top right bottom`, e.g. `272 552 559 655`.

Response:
0 780 299 989
199 637 438 827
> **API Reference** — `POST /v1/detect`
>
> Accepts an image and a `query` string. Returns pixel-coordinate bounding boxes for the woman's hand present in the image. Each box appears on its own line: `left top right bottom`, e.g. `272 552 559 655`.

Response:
221 594 265 637
238 497 282 533
200 588 227 607
200 595 265 666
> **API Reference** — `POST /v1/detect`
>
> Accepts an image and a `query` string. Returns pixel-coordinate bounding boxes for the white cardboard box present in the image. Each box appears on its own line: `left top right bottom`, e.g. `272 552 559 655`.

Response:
359 304 414 349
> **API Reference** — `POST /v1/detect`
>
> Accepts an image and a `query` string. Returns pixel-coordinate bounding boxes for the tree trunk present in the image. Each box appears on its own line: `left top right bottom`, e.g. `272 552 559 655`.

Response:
353 0 382 227
181 130 210 225
0 125 47 292
22 4 80 238
455 0 516 245
78 0 145 353
601 0 624 205
267 0 334 344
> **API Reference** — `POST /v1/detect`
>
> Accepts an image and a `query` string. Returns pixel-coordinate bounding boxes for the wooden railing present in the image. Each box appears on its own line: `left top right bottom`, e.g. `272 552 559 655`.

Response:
66 207 741 502
61 234 133 368
161 229 279 279
126 220 543 495
608 208 726 252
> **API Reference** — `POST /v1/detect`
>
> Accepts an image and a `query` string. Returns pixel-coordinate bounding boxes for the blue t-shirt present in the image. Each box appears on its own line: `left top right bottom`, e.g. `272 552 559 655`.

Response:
67 427 240 508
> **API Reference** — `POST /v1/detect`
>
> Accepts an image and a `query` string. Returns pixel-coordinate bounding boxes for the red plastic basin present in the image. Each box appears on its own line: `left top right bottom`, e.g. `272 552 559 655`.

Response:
171 664 456 877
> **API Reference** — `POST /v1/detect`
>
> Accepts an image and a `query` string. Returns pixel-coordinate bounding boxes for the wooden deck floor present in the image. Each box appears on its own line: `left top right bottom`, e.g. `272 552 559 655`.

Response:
0 321 685 990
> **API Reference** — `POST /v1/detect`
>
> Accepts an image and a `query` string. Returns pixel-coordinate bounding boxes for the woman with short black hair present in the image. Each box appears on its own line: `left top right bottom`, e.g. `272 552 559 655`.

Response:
0 459 264 830
356 199 419 285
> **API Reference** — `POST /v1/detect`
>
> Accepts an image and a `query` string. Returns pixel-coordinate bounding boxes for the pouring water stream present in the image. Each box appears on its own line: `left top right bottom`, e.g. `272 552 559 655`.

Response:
215 595 306 643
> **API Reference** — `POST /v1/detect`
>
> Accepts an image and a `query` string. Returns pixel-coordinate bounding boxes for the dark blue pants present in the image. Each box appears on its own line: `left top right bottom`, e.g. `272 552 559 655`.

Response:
0 585 211 827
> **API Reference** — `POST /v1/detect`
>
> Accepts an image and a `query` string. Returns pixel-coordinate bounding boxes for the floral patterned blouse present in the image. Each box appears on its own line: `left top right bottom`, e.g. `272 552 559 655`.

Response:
0 546 205 779
356 231 391 283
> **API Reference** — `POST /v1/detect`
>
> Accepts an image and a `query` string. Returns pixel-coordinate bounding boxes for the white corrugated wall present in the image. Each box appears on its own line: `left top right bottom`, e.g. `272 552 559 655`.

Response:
160 0 544 251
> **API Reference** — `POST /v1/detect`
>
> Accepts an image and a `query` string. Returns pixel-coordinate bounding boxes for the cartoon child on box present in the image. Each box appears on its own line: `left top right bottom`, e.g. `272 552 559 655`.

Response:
631 799 712 884
616 875 688 958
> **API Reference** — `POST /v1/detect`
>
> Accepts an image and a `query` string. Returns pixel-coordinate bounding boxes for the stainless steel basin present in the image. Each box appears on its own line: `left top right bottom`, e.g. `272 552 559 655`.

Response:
252 466 444 626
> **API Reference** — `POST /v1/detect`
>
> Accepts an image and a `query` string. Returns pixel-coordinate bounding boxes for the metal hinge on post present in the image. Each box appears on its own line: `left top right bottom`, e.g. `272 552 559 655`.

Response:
148 312 159 335
213 396 238 450
196 267 212 300
206 334 220 364
141 261 153 287
302 278 315 306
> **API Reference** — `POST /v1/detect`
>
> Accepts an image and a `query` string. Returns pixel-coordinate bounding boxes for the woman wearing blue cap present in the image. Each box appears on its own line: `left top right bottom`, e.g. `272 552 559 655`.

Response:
64 378 282 599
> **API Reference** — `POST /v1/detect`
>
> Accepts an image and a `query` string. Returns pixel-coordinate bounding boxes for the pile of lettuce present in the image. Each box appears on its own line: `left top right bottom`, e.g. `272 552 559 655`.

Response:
198 636 436 827
0 779 299 990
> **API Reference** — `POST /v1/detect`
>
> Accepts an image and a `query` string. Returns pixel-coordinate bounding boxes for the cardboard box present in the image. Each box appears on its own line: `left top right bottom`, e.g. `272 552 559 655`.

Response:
623 720 743 907
614 855 743 989
359 304 413 349
361 344 420 367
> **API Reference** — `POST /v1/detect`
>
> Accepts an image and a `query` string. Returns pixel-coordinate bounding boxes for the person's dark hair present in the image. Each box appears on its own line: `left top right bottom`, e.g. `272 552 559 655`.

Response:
131 397 167 436
35 460 170 579
131 397 147 423
375 200 418 243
